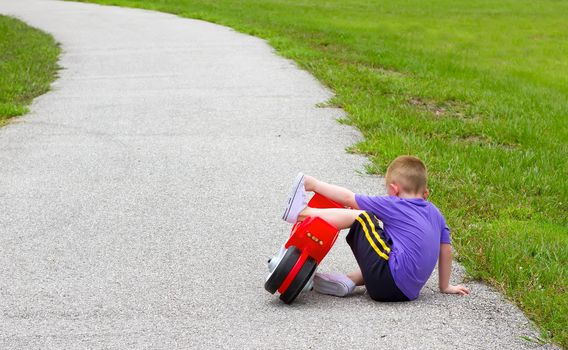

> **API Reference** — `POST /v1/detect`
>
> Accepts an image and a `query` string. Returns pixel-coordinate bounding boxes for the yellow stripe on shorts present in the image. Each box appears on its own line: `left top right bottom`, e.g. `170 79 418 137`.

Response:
356 216 389 261
362 212 391 254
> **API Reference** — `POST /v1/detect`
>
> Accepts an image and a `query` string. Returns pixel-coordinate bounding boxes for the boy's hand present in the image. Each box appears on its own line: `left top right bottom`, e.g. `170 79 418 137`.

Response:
440 284 470 295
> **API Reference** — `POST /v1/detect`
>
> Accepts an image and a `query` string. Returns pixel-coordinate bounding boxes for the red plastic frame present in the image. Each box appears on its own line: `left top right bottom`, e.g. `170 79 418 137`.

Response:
277 193 343 294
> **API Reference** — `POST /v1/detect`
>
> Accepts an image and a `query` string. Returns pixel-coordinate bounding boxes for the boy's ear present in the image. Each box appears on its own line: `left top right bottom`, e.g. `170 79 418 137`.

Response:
423 188 429 199
388 183 400 196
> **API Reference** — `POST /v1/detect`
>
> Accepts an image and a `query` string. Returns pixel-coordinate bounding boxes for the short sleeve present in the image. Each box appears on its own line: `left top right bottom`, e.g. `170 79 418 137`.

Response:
440 217 451 245
354 194 397 225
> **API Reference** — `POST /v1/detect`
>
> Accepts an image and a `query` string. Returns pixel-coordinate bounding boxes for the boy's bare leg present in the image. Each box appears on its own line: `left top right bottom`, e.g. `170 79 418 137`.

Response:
304 175 359 209
298 207 363 229
347 268 365 286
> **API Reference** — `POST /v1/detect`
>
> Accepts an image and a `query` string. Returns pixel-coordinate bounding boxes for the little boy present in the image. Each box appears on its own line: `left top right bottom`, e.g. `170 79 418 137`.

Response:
282 155 469 301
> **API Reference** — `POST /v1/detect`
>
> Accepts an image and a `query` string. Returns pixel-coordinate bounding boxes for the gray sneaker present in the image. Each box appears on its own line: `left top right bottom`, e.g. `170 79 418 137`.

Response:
282 173 308 223
313 273 356 297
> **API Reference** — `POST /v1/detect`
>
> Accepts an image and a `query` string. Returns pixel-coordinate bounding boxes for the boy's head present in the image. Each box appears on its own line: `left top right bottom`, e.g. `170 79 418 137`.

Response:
385 156 428 198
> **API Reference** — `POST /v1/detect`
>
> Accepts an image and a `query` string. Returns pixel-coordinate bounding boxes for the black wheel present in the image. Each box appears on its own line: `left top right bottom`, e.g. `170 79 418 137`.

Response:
264 246 301 294
279 257 318 304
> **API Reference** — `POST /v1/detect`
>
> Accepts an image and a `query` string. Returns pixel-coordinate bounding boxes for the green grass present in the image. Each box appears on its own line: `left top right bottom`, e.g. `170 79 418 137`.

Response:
0 15 60 126
73 0 567 346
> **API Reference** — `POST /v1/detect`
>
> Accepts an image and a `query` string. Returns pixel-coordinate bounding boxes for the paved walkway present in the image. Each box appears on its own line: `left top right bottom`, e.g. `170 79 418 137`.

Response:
0 1 555 349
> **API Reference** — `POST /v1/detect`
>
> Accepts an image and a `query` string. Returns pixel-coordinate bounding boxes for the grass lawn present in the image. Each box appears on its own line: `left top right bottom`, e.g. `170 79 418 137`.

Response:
0 15 60 126
74 0 567 346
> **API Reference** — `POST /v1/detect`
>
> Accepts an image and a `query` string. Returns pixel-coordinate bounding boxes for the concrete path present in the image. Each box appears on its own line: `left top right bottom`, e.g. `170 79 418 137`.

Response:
0 1 555 349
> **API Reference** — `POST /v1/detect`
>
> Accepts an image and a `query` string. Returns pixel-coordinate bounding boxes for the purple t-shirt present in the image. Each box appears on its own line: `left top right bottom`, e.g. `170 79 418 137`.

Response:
355 195 451 300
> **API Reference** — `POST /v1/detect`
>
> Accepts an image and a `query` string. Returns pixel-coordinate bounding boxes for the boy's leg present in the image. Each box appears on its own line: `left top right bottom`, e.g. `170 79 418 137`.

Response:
347 268 365 286
304 175 358 209
283 173 362 225
298 207 363 229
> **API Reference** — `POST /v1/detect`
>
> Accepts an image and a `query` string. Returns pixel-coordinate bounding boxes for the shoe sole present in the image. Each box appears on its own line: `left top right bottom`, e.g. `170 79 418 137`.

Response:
282 172 305 221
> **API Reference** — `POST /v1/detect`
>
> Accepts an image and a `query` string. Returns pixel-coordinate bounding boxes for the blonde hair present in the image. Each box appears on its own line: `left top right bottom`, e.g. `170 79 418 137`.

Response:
385 156 428 194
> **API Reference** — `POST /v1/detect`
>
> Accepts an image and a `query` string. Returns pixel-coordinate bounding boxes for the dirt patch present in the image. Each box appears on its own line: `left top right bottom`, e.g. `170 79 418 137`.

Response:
369 66 406 78
409 97 472 120
458 134 519 150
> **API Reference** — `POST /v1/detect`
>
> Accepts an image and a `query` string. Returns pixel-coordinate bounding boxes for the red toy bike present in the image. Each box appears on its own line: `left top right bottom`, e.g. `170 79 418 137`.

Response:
264 193 343 304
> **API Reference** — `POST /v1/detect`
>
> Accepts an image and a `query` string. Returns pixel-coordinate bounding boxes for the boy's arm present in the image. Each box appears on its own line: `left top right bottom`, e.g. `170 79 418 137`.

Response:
305 176 359 209
438 243 470 295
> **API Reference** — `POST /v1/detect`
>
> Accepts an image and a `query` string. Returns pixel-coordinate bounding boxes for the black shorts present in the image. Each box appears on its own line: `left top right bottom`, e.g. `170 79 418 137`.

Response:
346 212 409 302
